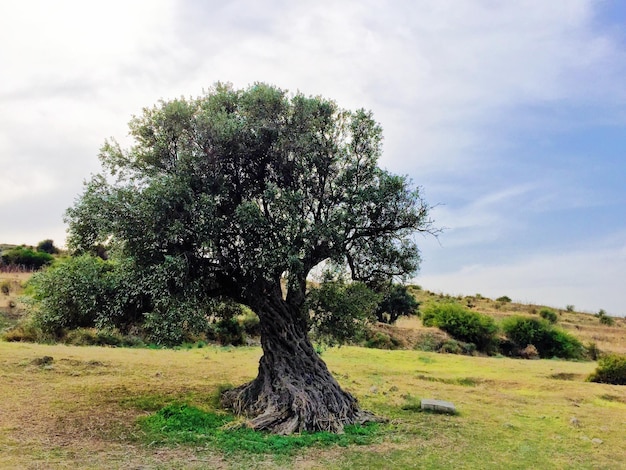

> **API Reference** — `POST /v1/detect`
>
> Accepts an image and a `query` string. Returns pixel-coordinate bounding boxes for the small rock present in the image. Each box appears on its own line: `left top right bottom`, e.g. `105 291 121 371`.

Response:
591 438 603 445
421 398 457 414
369 386 378 394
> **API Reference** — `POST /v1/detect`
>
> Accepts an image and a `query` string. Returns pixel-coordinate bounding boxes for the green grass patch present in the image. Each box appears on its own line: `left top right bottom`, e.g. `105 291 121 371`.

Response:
138 403 381 455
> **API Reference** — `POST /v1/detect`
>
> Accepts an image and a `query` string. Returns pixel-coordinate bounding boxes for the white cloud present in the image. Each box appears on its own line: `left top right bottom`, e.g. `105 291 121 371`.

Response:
1 0 625 315
418 236 626 316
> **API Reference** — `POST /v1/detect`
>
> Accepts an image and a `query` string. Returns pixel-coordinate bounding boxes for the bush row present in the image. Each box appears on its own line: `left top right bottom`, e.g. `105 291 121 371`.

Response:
419 301 586 359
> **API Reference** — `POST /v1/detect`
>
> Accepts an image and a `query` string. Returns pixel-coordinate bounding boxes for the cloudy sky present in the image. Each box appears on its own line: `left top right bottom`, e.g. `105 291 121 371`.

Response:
1 0 625 315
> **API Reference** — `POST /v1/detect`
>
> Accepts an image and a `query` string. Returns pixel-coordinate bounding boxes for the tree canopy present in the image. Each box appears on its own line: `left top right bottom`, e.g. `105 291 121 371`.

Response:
66 82 435 434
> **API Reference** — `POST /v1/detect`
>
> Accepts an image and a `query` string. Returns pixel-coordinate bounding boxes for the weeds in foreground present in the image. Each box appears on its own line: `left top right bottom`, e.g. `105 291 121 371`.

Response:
137 403 381 454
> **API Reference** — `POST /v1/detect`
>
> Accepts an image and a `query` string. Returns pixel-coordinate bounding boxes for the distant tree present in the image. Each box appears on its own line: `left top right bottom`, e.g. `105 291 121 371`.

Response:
374 283 419 324
36 239 59 254
65 83 436 434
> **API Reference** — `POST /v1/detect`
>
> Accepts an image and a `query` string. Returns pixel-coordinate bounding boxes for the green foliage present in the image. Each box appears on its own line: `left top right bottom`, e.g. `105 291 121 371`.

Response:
210 318 245 346
307 276 379 347
421 302 498 352
374 284 419 324
502 316 585 359
139 403 380 454
239 308 260 337
597 309 615 326
539 308 558 324
26 254 116 334
36 239 59 254
1 246 53 270
566 305 575 312
65 82 434 345
587 354 626 385
23 253 249 345
496 296 512 303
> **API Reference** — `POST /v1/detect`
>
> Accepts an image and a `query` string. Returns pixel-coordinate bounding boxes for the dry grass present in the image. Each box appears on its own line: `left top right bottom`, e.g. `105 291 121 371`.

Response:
0 272 30 308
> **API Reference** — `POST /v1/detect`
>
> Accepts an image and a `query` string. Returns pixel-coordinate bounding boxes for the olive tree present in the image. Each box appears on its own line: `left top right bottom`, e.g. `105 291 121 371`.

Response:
66 83 435 434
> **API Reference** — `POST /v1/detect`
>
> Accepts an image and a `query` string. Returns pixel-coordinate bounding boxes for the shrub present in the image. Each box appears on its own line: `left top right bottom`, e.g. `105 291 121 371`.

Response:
213 317 245 346
599 315 615 326
421 302 498 352
587 354 626 385
26 254 116 334
1 246 53 270
539 308 558 324
566 305 575 312
502 316 585 359
364 329 402 349
307 278 379 346
413 331 447 352
597 309 615 326
496 296 512 303
239 308 260 337
36 239 59 254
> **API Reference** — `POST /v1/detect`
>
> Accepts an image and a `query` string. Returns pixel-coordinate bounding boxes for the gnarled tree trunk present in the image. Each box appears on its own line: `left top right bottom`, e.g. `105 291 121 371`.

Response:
221 293 377 434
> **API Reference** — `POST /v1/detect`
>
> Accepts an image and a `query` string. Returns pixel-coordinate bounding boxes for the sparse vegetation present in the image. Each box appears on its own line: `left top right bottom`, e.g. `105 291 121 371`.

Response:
597 309 615 326
496 295 511 303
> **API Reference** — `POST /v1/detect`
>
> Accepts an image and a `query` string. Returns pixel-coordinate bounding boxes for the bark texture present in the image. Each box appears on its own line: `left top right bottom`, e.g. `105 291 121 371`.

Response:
221 294 377 434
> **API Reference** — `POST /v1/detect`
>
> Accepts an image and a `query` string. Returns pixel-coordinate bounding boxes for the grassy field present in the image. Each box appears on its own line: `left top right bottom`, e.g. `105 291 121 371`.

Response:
1 341 625 469
1 273 625 468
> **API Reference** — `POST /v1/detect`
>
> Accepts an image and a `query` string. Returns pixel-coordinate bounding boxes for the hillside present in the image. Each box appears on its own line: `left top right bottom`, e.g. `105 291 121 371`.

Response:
2 273 624 356
388 287 626 355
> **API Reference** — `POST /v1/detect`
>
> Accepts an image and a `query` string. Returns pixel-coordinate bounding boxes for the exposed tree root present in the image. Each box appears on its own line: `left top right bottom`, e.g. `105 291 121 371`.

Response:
222 293 385 434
